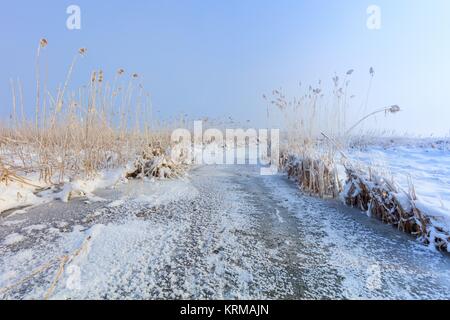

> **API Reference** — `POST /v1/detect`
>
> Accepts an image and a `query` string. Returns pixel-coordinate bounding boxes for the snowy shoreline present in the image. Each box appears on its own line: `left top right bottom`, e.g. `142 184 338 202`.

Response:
282 137 450 252
2 137 450 252
2 164 450 299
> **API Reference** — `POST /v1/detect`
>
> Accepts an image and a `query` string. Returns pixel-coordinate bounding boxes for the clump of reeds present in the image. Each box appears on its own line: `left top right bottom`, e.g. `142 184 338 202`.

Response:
126 145 186 179
1 39 176 188
267 70 361 199
343 166 450 251
280 151 341 198
269 69 450 251
0 158 38 187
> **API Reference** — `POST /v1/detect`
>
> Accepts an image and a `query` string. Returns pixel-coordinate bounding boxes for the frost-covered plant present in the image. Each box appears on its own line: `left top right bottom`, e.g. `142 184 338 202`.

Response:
1 39 172 185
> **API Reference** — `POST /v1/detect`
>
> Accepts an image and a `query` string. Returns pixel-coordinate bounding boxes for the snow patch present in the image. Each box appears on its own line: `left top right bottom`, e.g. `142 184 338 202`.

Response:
22 224 47 233
3 233 25 245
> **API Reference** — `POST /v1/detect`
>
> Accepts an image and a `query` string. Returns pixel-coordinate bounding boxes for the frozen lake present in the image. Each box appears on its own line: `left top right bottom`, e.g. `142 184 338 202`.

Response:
1 164 450 299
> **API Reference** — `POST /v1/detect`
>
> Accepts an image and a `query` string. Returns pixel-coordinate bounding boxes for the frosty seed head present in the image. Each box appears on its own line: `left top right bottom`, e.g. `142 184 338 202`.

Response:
40 38 48 48
388 105 400 113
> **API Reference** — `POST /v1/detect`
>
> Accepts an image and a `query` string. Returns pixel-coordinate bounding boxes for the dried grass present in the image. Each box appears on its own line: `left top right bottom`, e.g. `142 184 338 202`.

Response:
344 167 450 251
273 70 449 251
126 146 186 179
1 39 179 188
281 152 341 198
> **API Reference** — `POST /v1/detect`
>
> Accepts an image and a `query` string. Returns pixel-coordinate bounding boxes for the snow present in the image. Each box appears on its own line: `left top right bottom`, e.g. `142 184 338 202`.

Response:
3 233 25 245
117 177 199 206
71 169 126 195
22 224 47 233
274 208 285 223
0 168 127 214
107 200 125 208
262 171 450 299
53 184 76 203
1 139 450 299
0 166 295 299
1 164 450 299
0 182 45 214
349 141 450 231
0 271 16 284
2 219 27 227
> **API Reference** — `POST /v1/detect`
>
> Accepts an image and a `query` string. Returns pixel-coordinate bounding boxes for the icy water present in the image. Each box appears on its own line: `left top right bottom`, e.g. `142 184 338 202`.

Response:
1 164 450 299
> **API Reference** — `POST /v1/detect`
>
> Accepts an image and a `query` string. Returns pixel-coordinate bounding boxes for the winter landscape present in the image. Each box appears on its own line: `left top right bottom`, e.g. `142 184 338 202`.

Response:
1 1 450 301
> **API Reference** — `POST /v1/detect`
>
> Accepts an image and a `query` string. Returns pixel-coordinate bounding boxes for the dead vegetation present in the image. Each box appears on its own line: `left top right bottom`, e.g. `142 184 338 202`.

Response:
0 157 42 189
272 69 449 251
0 232 95 299
280 152 341 198
280 149 450 251
1 39 186 190
125 146 186 179
344 167 450 251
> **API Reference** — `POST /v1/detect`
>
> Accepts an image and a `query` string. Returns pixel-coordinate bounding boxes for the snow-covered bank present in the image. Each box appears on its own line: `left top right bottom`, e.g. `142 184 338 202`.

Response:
347 140 450 250
281 138 450 252
0 168 128 215
349 142 450 229
0 176 199 299
0 145 189 215
2 164 450 300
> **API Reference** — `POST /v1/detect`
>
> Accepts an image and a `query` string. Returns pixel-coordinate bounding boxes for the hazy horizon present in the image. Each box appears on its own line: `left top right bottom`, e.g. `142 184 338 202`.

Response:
1 0 450 136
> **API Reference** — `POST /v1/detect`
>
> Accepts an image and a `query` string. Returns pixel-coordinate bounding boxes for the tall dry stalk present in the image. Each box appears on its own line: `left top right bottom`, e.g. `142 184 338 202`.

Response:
1 41 174 185
35 39 46 131
273 70 400 199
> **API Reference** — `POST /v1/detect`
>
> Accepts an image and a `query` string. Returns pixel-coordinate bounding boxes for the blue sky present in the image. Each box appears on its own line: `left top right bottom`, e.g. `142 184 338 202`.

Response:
1 0 450 135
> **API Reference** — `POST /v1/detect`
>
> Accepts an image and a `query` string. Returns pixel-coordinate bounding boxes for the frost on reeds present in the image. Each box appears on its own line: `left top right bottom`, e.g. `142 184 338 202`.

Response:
280 151 341 199
344 167 450 251
126 145 187 179
271 70 359 198
270 69 450 251
1 39 184 196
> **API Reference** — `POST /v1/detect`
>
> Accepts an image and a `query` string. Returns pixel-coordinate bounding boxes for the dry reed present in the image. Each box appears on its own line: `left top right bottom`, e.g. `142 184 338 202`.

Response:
271 70 449 251
1 39 177 187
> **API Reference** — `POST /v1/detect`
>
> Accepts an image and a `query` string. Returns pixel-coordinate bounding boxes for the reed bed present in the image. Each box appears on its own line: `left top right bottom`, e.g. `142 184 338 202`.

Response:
1 39 183 191
272 69 450 251
344 167 450 251
280 150 341 199
126 145 187 179
271 71 357 198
